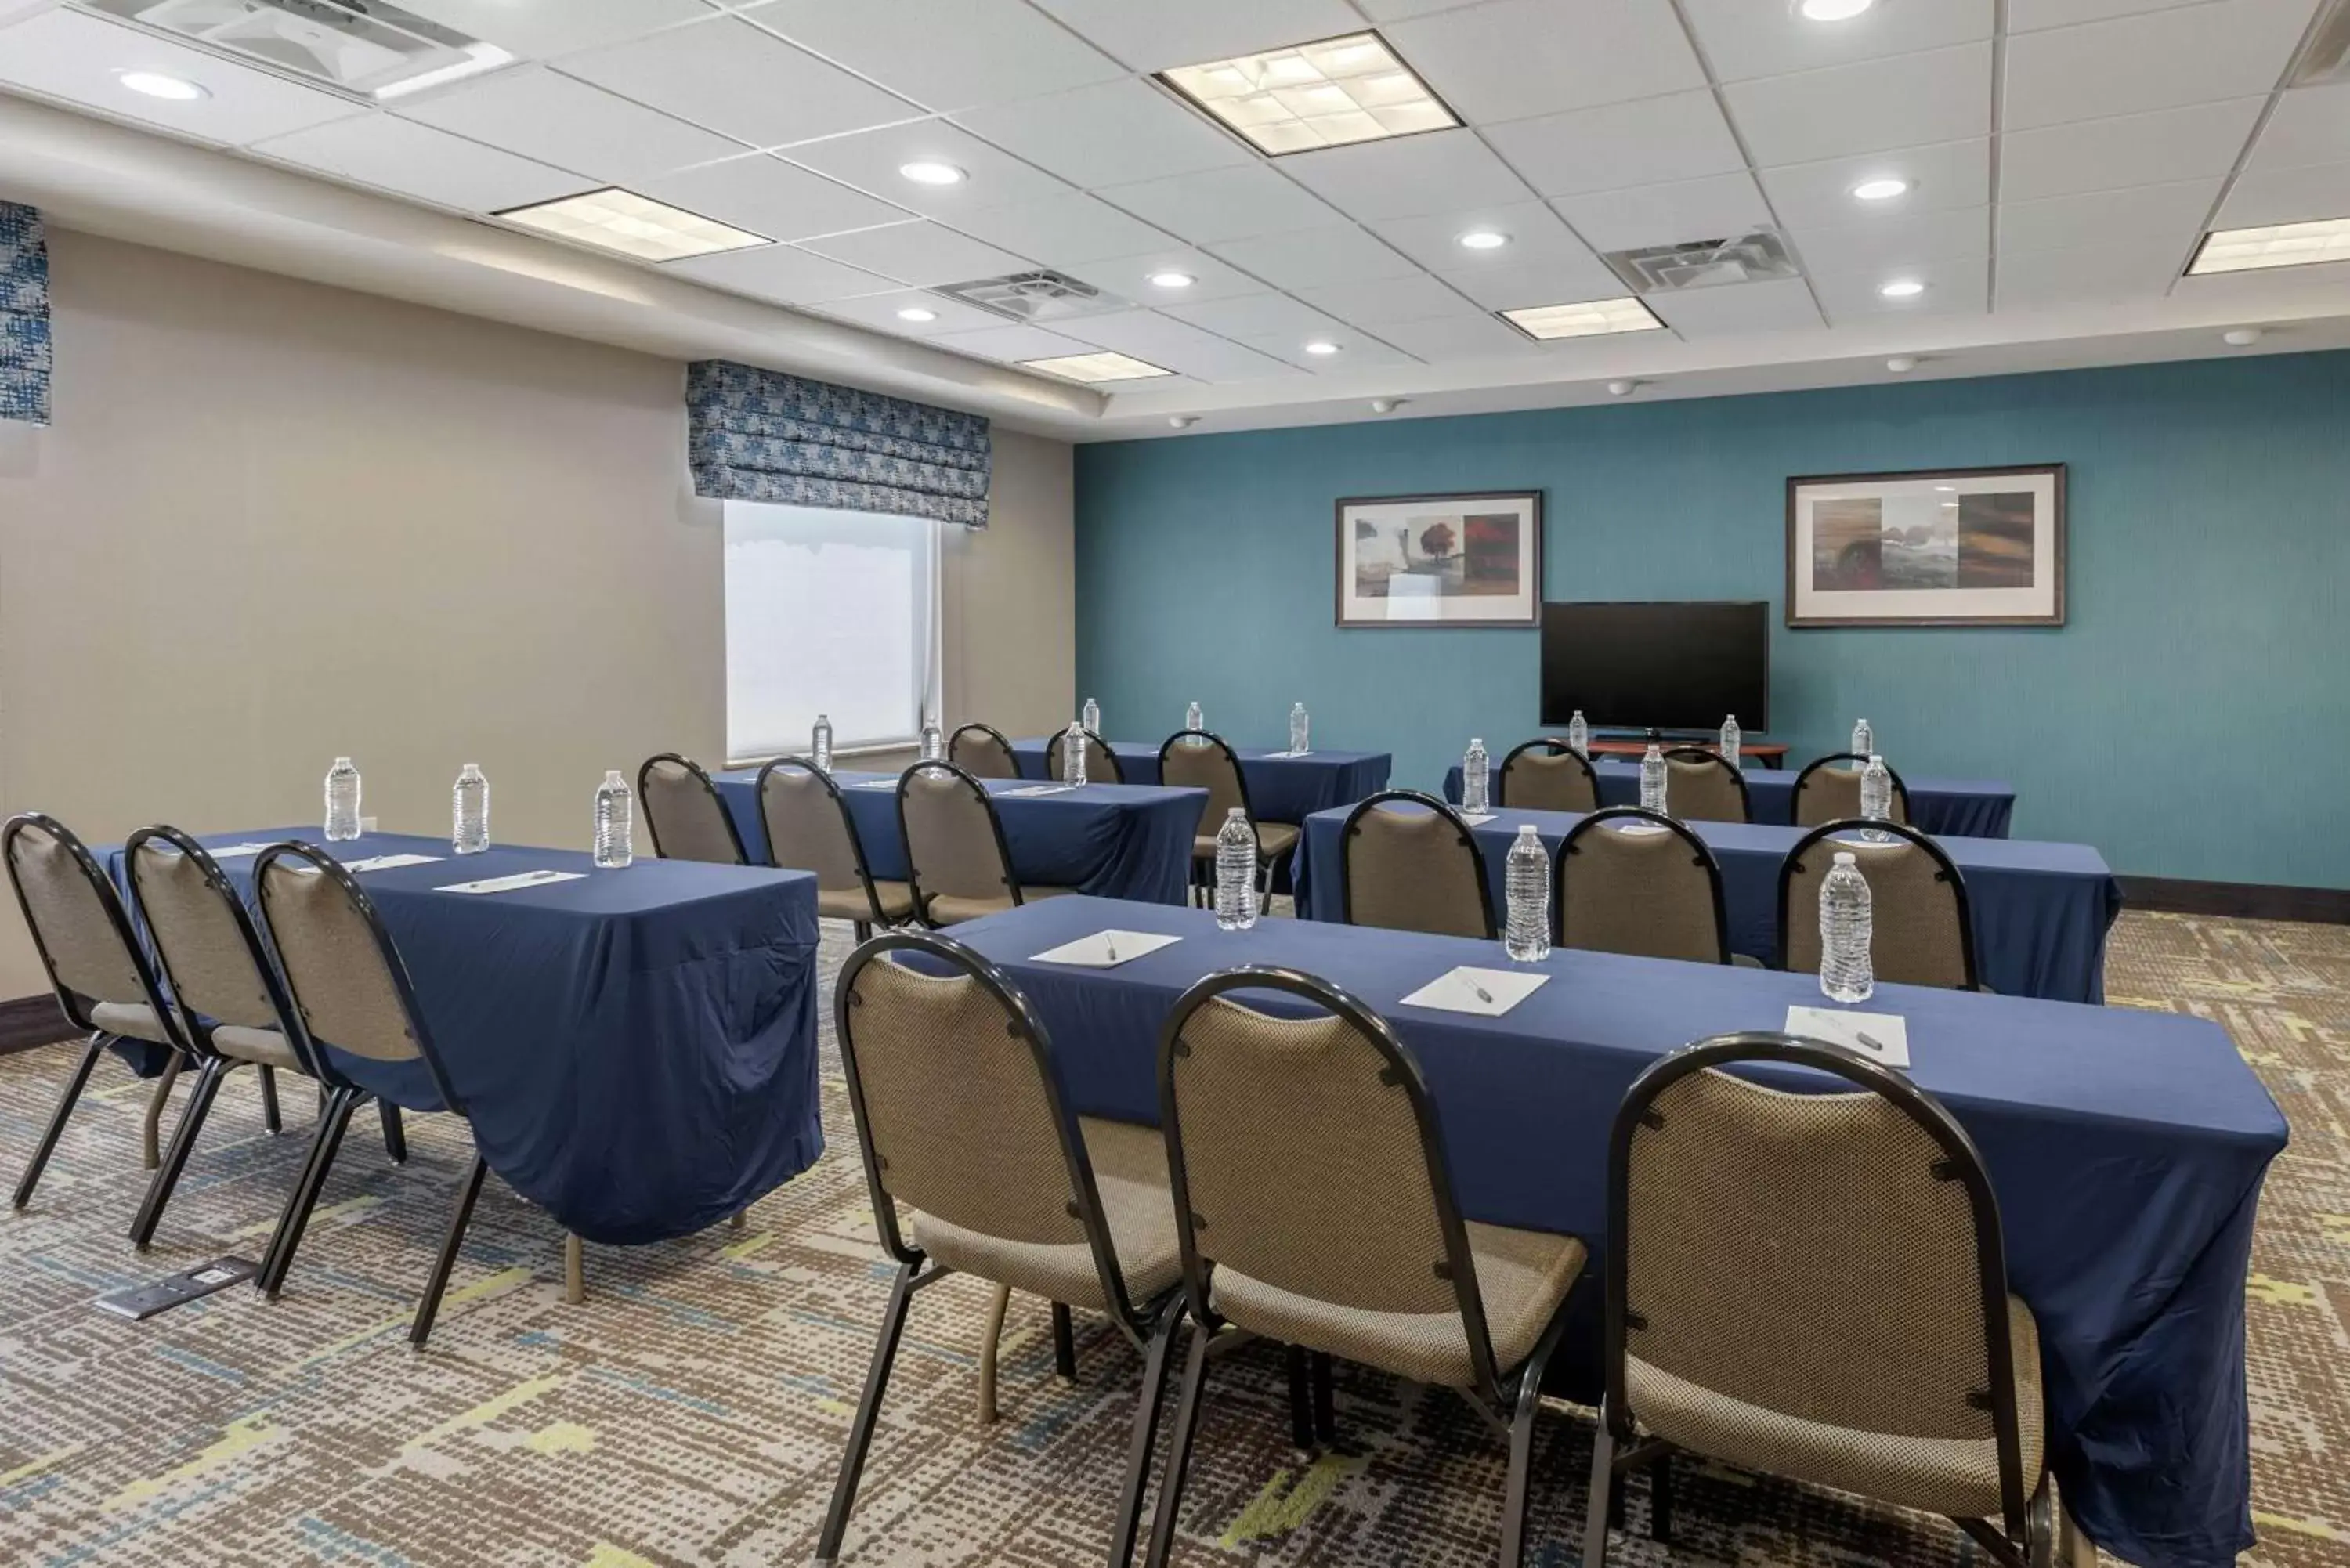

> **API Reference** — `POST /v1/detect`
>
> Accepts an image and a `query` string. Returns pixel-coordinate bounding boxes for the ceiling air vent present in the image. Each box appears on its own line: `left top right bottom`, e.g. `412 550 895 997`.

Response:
1603 229 1802 294
2290 0 2350 86
77 0 514 99
931 270 1116 324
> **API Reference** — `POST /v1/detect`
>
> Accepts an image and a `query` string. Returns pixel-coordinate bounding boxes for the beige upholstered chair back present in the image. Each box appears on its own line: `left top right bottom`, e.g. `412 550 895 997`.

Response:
1622 1066 1997 1447
842 951 1086 1248
1499 747 1598 812
128 840 280 1031
759 764 866 891
4 818 148 1009
948 725 1020 780
1559 816 1726 963
1795 760 1909 828
638 756 746 864
1045 728 1123 784
1169 995 1456 1316
1663 753 1747 823
1342 800 1491 939
900 765 1015 903
1159 736 1246 840
256 859 424 1063
1784 835 1971 989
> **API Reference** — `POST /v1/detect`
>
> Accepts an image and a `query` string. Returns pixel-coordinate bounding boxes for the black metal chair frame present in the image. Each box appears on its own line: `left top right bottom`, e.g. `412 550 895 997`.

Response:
1554 807 1734 963
819 930 1184 1568
756 756 898 940
1586 1031 2048 1568
1155 728 1291 908
635 752 749 865
1661 745 1752 824
1139 966 1573 1568
1791 752 1913 827
1046 724 1126 784
1496 738 1601 811
1776 818 1981 988
1336 789 1498 941
946 721 1021 780
894 760 1026 928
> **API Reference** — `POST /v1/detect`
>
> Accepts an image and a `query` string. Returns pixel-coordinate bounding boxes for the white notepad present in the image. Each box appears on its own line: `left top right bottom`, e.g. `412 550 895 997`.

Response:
436 869 586 895
1030 930 1181 968
1611 821 1670 836
1784 1005 1911 1068
201 843 277 860
1001 783 1079 797
1400 966 1549 1017
1458 812 1495 827
851 779 898 790
343 854 443 873
1263 749 1309 758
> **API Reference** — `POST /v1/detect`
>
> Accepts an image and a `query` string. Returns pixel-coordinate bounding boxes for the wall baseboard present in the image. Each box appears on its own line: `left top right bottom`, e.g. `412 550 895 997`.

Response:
0 995 70 1057
2119 876 2350 924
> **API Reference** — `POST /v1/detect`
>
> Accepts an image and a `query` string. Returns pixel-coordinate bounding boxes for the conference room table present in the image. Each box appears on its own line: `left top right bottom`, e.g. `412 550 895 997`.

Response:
1007 737 1392 825
713 765 1204 906
103 829 822 1246
1442 758 2017 839
946 896 2285 1568
1292 804 2121 1003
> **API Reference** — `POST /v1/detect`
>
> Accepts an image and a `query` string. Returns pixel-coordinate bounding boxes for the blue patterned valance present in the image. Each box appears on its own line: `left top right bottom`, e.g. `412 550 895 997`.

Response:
687 360 991 528
1 203 50 427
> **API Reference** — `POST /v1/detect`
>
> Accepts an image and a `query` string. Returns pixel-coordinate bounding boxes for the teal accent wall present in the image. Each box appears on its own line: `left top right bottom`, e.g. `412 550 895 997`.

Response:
1073 349 2350 887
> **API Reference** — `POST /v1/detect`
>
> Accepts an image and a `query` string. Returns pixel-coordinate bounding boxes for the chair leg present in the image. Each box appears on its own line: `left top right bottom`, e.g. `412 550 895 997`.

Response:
129 1057 229 1249
563 1233 585 1305
1142 1322 1214 1568
816 1259 921 1566
258 1088 360 1299
853 919 873 943
410 1153 488 1348
139 1053 183 1171
1053 1300 1078 1379
379 1101 407 1164
978 1281 1012 1425
11 1035 107 1210
1649 1451 1673 1543
1311 1351 1336 1442
1582 1416 1618 1568
1286 1345 1315 1449
1108 1297 1186 1568
258 1066 281 1133
1499 1373 1545 1568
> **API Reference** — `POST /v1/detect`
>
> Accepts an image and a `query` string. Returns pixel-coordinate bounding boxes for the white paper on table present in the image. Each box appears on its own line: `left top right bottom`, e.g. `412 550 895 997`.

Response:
1001 783 1079 797
436 869 587 895
1611 821 1670 836
1030 930 1181 968
343 853 443 873
1400 966 1549 1017
1263 749 1309 758
851 779 898 790
1458 812 1496 827
201 843 277 860
1784 1006 1910 1068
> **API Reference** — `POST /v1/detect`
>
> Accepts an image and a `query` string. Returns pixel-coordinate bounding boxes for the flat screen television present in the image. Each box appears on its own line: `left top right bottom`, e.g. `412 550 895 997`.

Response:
1539 600 1770 732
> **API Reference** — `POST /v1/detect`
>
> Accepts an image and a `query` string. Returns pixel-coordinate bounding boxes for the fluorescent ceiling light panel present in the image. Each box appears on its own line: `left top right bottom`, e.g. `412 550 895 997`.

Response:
1158 32 1458 156
1019 352 1174 383
1498 297 1666 341
2188 217 2350 275
497 188 768 262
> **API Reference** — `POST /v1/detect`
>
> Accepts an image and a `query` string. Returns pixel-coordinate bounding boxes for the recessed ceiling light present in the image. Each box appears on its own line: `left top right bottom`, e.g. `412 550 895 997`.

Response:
1457 229 1509 251
1878 278 1927 298
1158 31 1458 156
495 188 768 263
1934 485 1958 491
1885 356 1919 372
1797 0 1875 19
1498 297 1667 341
1148 270 1197 289
118 70 208 101
2189 217 2350 275
1303 340 1342 356
897 307 938 323
898 161 967 186
1021 352 1175 384
1851 178 1908 202
2222 327 2264 346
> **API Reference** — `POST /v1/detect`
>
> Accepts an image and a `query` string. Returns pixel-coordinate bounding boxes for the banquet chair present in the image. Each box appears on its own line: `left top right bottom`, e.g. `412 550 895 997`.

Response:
1586 1032 2050 1568
1157 730 1296 908
1661 746 1751 824
820 931 1183 1568
637 753 750 865
1137 966 1584 1568
1778 821 1980 991
1045 724 1126 784
1556 808 1738 965
1498 739 1600 812
1791 753 1912 829
756 758 914 939
898 761 1076 927
1338 790 1495 940
948 722 1021 781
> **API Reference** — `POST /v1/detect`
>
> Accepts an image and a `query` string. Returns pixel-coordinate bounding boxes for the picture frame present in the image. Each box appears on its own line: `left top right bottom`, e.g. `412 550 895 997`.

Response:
1334 490 1542 628
1785 464 2066 628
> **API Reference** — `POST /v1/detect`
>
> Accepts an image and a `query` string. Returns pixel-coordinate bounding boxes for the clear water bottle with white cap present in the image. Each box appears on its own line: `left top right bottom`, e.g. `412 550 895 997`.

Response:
1504 825 1551 963
1082 696 1101 735
1640 742 1668 815
1462 738 1490 813
1213 808 1258 931
1851 717 1875 758
1566 710 1589 760
452 764 488 854
812 714 833 775
1289 701 1309 755
593 770 634 869
324 757 361 842
1860 753 1895 842
1185 699 1203 736
1061 721 1088 786
920 715 944 763
1820 851 1874 1003
1719 714 1741 771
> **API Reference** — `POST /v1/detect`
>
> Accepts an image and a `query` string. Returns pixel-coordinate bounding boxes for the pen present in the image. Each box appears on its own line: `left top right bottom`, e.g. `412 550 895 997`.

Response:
1471 980 1495 1004
1855 1030 1885 1054
1106 936 1119 963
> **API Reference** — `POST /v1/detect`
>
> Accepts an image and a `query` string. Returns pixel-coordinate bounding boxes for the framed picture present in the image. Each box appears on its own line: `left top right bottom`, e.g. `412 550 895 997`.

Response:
1785 464 2066 627
1335 490 1542 627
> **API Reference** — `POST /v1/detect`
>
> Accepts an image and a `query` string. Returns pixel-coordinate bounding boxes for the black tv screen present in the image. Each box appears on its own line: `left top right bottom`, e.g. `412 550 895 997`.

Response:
1540 601 1770 732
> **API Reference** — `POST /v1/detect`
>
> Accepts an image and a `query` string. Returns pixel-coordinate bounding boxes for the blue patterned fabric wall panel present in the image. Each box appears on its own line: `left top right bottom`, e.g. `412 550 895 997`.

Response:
685 359 990 526
0 203 51 427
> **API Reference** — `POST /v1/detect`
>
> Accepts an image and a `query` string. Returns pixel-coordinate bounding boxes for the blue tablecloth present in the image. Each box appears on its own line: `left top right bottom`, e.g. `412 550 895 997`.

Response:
714 767 1202 906
1444 759 2016 839
1293 805 2120 1003
947 897 2283 1568
103 829 822 1247
1009 738 1390 824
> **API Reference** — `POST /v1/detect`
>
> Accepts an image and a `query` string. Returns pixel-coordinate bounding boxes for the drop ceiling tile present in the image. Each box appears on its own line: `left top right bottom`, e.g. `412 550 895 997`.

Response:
1355 0 1496 17
1550 173 1775 252
929 323 1098 362
1994 242 2186 310
1292 273 1484 326
0 9 360 147
401 65 745 183
1645 278 1824 336
812 290 1020 334
1997 99 2264 201
2214 158 2350 227
785 120 1074 216
1235 330 1419 372
1679 0 1993 82
556 17 916 150
737 0 1124 114
1162 293 1347 338
1094 165 1344 245
2006 0 2211 27
1484 91 1746 198
1205 225 1420 289
1437 258 1632 310
1025 0 1365 73
1282 130 1533 223
1078 247 1271 302
1382 0 1706 124
666 243 898 302
944 193 1177 269
637 153 911 242
801 222 1036 285
1756 139 1990 230
2003 2 2315 131
2247 84 2350 175
1789 206 1990 274
389 0 714 60
1808 254 1988 322
1723 42 1991 168
1369 201 1600 273
1057 310 1304 380
251 114 584 214
1368 313 1542 359
1997 178 2222 258
955 79 1253 190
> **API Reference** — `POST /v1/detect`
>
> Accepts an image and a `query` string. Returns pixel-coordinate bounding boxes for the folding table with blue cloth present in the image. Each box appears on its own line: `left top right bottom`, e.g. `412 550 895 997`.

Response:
1444 757 2018 839
944 896 2286 1568
1009 737 1393 825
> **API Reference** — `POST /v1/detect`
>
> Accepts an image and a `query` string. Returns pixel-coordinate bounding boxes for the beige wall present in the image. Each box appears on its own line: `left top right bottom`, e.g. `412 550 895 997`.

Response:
0 230 1073 996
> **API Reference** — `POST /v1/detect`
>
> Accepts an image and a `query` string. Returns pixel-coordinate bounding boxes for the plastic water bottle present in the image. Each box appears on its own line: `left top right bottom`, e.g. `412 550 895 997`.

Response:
920 716 944 763
812 714 833 775
1851 717 1874 758
1640 742 1668 815
1082 696 1101 735
1566 710 1589 760
324 757 361 842
593 770 634 869
1462 738 1490 813
1213 808 1258 931
1289 702 1309 755
1860 753 1894 842
1504 825 1552 963
1719 714 1741 770
1185 699 1203 736
1820 851 1874 1003
1061 721 1088 786
452 764 489 854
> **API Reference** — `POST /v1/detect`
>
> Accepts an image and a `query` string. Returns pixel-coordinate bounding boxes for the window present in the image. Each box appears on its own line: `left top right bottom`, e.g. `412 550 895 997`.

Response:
725 502 938 762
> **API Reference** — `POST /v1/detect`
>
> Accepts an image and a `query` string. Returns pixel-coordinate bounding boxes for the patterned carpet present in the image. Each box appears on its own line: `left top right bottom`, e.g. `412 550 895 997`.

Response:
0 909 2342 1567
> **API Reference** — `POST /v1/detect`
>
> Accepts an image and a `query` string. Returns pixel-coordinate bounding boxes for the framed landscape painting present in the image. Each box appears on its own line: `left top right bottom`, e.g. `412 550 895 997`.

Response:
1336 490 1542 627
1786 464 2066 627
